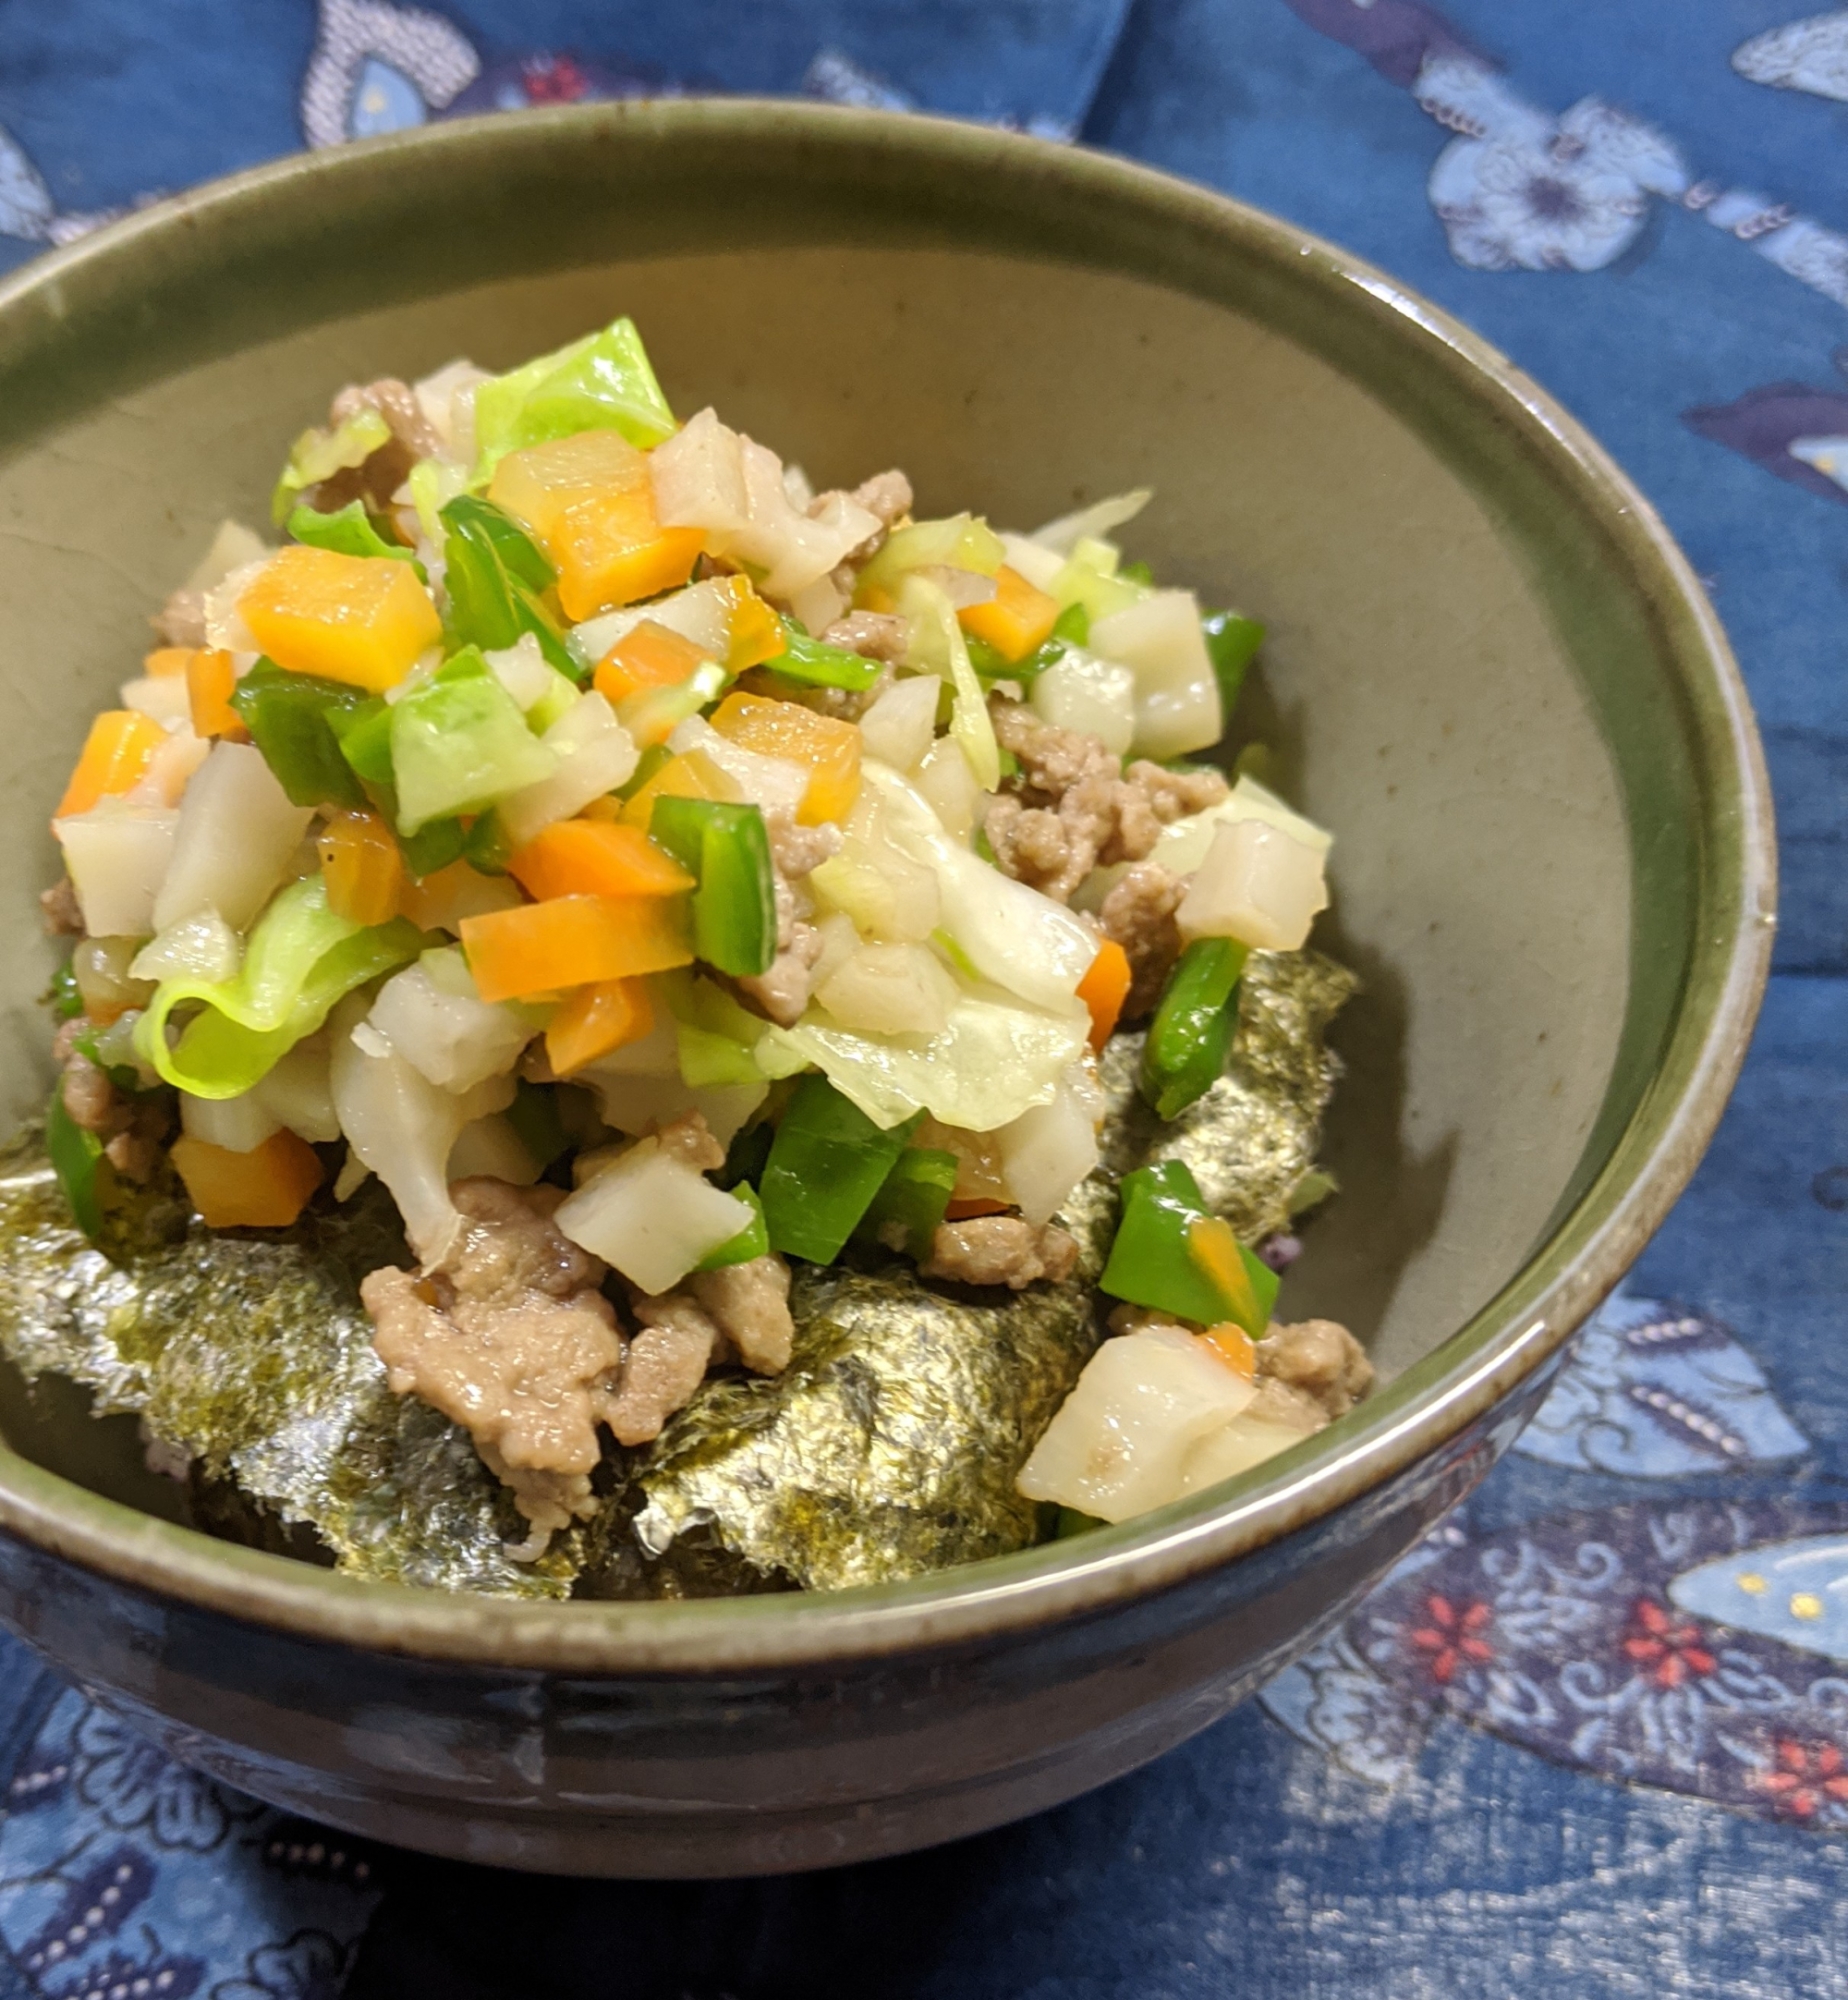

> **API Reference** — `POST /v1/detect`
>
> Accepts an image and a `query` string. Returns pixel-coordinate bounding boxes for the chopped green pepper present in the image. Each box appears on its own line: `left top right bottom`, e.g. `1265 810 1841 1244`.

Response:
854 1146 958 1261
398 814 469 879
648 797 777 979
45 960 83 1022
229 661 371 810
760 1076 921 1264
718 1113 775 1193
762 617 881 693
46 1085 107 1240
1139 937 1248 1120
1201 607 1264 717
967 599 1092 686
438 495 578 679
287 499 423 575
1099 1160 1279 1331
461 810 512 876
328 699 394 786
696 1183 770 1271
505 1079 570 1174
1118 559 1155 587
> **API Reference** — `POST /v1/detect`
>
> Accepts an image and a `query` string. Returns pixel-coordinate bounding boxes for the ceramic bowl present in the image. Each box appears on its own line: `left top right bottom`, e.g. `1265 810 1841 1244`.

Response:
0 101 1773 1876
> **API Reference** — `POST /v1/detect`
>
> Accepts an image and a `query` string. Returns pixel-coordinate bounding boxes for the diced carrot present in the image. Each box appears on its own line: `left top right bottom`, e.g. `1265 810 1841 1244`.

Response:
709 691 861 825
593 619 710 705
508 818 696 902
487 430 648 546
618 747 739 829
579 794 624 822
460 894 694 1003
945 1196 1014 1221
142 646 195 679
544 977 653 1075
171 1128 324 1229
551 485 703 622
720 576 787 671
1076 936 1132 1052
185 648 245 739
240 545 441 693
1186 1215 1271 1337
317 808 407 926
958 564 1060 663
399 859 514 933
1199 1323 1258 1380
55 709 168 821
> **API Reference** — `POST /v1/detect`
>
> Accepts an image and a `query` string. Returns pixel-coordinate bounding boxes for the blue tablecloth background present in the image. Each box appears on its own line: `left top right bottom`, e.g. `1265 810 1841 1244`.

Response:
1 3 1846 1993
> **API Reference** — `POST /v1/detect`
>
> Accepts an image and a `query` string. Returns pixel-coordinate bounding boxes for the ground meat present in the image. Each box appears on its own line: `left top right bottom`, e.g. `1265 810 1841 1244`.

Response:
820 610 908 663
1124 759 1229 823
922 1216 1080 1290
1254 1318 1374 1422
984 704 1168 903
652 1109 724 1175
39 878 82 937
991 701 1118 798
611 1291 719 1446
362 1179 623 1542
1098 861 1185 1020
736 813 843 1027
852 469 913 527
331 376 443 458
690 1254 794 1373
152 587 208 649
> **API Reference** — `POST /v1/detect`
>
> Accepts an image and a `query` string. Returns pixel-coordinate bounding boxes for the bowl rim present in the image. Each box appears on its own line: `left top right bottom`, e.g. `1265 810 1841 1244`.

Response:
0 97 1776 1674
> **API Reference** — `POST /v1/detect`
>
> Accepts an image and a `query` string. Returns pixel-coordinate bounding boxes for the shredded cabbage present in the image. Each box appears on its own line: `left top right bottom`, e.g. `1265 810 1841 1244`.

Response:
271 407 392 526
133 877 425 1099
1029 489 1153 557
471 317 677 477
899 575 999 792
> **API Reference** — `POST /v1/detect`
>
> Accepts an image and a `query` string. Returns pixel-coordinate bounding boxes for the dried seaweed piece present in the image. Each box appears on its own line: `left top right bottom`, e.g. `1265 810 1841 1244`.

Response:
0 1130 595 1598
619 949 1353 1594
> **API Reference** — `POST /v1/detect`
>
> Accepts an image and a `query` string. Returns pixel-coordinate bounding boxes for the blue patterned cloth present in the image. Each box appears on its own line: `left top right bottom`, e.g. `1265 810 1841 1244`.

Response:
1 2 1846 1992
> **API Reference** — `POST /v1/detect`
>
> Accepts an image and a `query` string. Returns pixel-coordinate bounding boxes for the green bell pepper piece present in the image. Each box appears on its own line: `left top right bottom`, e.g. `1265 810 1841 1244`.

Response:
287 499 423 575
696 1183 769 1271
1201 607 1264 717
444 493 555 590
1139 937 1249 1120
45 959 83 1022
328 699 393 786
505 1078 570 1174
1099 1160 1279 1331
719 1113 775 1193
764 617 882 692
45 1085 107 1240
438 496 578 678
230 662 373 810
854 1145 958 1261
967 599 1092 686
648 797 778 979
761 1075 922 1264
461 810 513 876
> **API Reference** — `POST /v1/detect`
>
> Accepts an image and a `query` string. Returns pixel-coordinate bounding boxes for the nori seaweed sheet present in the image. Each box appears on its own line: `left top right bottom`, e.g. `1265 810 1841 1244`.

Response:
0 948 1352 1599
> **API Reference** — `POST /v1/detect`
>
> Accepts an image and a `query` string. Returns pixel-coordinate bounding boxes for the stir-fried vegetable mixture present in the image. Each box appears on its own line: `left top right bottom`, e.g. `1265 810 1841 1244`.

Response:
34 316 1369 1573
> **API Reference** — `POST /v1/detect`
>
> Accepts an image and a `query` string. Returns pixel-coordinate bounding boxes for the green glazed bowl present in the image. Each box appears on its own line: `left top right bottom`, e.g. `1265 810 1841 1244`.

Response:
0 101 1773 1876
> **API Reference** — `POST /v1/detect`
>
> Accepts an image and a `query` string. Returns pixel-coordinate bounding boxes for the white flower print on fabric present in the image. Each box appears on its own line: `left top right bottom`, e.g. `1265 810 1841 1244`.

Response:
1734 12 1848 103
1418 55 1689 272
300 0 481 150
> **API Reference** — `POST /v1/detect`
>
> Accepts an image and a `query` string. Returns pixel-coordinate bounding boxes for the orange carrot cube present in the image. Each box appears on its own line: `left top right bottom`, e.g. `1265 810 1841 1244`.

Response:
618 748 739 829
709 690 861 825
240 546 441 693
317 808 407 926
958 564 1060 662
720 576 787 671
487 430 648 545
1199 1323 1258 1380
1076 936 1132 1052
593 619 711 705
460 893 694 1003
508 818 696 903
544 977 654 1075
550 484 703 621
172 1128 324 1229
186 649 245 739
142 646 195 679
56 709 167 821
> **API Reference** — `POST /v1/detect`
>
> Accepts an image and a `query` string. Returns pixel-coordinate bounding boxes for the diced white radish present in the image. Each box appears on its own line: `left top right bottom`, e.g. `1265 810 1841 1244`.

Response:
1030 648 1137 756
184 519 271 597
788 572 847 635
55 801 178 938
1178 1411 1320 1496
997 1062 1103 1225
808 911 860 988
1091 589 1223 761
485 633 555 710
367 947 534 1093
202 556 273 653
132 725 212 808
816 941 959 1038
130 909 241 985
916 565 996 609
252 1033 341 1142
859 674 940 772
569 574 739 670
448 1113 540 1185
1176 818 1329 951
1029 488 1152 557
402 863 522 933
649 406 750 534
120 675 193 732
1151 776 1333 877
913 736 981 840
997 531 1065 594
153 742 313 935
554 1137 753 1294
670 716 808 815
1015 1326 1257 1522
495 691 639 847
412 359 488 463
180 1087 281 1155
781 461 816 509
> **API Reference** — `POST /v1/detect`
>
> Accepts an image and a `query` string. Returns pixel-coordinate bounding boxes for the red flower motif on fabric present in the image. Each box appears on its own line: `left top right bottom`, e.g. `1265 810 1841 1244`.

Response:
523 55 590 104
1621 1597 1716 1688
1750 1738 1848 1819
1409 1594 1493 1684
